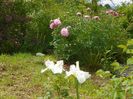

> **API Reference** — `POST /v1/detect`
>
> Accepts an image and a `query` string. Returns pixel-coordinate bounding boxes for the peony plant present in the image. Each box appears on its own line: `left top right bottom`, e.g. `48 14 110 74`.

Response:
51 14 127 71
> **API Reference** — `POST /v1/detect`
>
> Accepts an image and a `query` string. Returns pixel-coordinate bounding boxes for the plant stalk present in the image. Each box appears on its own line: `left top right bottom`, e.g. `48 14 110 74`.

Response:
75 78 80 99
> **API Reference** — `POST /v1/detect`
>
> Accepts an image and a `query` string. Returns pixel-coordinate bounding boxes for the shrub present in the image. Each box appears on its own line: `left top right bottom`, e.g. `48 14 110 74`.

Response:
52 13 127 71
19 0 80 53
0 1 31 54
21 3 52 53
0 0 64 54
15 0 54 53
0 0 87 54
117 4 133 37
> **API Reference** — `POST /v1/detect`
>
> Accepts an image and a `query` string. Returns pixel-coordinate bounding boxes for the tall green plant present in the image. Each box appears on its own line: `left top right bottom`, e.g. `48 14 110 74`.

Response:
52 13 127 71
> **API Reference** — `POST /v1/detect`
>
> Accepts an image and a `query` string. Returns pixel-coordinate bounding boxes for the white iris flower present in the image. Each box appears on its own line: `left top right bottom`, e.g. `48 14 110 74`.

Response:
66 61 91 84
41 60 64 74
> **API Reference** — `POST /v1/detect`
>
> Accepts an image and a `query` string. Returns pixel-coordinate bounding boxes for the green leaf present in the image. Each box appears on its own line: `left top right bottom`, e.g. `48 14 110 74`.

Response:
127 57 133 65
111 61 120 67
127 39 133 46
111 61 121 71
126 49 133 54
117 45 127 52
120 65 129 74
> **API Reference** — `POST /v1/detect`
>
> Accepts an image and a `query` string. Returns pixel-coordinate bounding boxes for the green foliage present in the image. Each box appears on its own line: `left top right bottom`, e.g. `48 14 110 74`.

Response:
118 4 133 22
95 75 133 99
96 69 112 79
118 4 133 37
21 0 53 53
52 12 127 71
111 39 133 76
0 0 87 54
0 1 31 54
111 61 129 76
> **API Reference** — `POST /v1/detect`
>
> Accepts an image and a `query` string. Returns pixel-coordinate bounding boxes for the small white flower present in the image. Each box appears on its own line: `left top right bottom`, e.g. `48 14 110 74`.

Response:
65 61 91 84
41 60 64 74
36 52 45 56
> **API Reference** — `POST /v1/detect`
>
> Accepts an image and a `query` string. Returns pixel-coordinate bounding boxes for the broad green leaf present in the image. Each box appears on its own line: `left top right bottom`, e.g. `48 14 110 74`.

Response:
127 39 133 46
126 49 133 54
117 45 127 52
111 61 120 67
111 61 121 71
127 57 133 65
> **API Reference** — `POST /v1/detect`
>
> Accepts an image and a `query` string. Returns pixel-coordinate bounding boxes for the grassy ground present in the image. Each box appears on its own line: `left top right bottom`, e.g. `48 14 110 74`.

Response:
0 53 132 99
0 53 58 99
0 53 101 99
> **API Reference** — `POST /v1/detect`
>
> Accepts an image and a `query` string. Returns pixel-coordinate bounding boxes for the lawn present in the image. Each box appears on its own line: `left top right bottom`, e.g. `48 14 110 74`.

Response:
0 53 56 99
0 53 132 99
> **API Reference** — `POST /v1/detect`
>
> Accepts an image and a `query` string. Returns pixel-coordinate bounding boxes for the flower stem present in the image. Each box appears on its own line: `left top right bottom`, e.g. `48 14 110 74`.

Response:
75 78 79 99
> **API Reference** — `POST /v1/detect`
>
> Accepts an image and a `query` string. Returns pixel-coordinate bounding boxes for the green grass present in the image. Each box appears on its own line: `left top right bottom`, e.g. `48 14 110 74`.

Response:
0 53 98 99
0 53 132 99
0 53 57 99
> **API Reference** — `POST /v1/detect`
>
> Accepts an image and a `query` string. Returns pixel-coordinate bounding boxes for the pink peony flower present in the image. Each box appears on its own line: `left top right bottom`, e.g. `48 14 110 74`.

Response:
53 18 61 26
49 18 61 29
105 9 119 17
106 9 114 14
60 27 69 37
49 22 56 29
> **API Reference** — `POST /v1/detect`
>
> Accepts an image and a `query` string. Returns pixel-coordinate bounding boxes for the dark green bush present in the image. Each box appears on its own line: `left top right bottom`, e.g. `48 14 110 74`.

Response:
0 0 61 54
0 1 31 54
52 13 127 71
20 1 52 53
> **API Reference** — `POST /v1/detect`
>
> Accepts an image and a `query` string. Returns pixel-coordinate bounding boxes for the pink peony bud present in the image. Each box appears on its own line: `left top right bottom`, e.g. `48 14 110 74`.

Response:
92 16 100 20
60 27 69 37
76 12 82 16
53 18 61 26
106 9 114 14
84 15 91 20
86 7 91 11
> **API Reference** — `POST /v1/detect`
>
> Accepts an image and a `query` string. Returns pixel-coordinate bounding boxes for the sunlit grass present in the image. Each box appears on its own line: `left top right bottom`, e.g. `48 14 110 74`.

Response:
0 53 97 98
0 53 57 99
1 53 131 99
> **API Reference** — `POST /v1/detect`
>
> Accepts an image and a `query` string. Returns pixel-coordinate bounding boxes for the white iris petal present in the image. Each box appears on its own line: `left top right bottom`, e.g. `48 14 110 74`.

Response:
41 60 64 74
65 61 91 84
